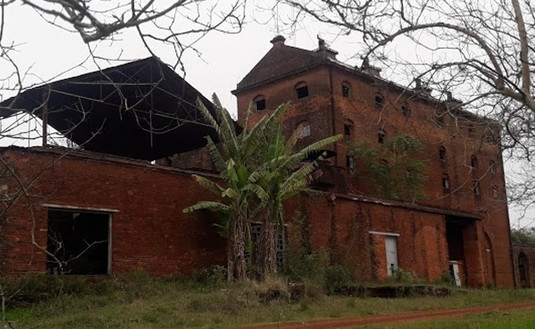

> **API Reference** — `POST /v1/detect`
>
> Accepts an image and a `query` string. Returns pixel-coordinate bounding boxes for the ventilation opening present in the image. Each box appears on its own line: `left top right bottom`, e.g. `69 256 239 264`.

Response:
442 174 450 190
375 94 384 108
47 209 110 275
296 84 309 99
401 105 411 117
255 98 266 111
342 82 351 98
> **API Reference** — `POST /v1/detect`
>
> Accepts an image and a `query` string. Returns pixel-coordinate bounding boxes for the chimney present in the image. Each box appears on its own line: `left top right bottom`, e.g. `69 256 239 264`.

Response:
414 78 432 97
270 35 286 47
445 91 462 110
360 58 382 77
315 35 338 59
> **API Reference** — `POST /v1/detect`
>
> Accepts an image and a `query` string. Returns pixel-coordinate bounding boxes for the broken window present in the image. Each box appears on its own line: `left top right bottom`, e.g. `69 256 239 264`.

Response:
342 81 352 98
439 146 447 161
254 95 266 111
295 82 309 99
47 209 110 275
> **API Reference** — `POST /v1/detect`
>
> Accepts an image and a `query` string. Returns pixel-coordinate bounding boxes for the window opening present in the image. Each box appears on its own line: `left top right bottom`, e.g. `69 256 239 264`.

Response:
489 161 496 175
471 155 478 169
254 95 266 111
436 114 445 127
439 146 446 161
468 124 475 137
346 155 355 169
492 185 499 198
342 81 351 98
47 209 110 275
442 174 450 190
295 82 309 99
401 105 411 117
473 180 481 196
377 129 386 144
296 121 311 139
375 94 384 108
344 120 354 136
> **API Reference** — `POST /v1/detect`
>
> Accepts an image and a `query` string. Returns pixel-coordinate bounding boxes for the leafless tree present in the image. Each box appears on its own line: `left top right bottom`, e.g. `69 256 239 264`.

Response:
279 0 535 226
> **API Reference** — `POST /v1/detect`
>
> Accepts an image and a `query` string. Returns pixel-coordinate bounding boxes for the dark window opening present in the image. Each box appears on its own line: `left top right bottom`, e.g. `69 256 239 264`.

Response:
489 161 496 175
251 223 285 268
344 120 354 136
47 209 109 275
378 129 386 144
254 96 266 111
442 174 450 190
375 94 384 108
296 82 309 99
468 124 475 137
492 185 499 198
346 155 355 169
471 155 478 169
473 180 481 196
436 114 445 127
439 146 447 161
342 82 351 98
402 105 411 117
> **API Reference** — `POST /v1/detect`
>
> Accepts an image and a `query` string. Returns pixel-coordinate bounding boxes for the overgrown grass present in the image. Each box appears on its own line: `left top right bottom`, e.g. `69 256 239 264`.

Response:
2 272 535 329
359 308 535 328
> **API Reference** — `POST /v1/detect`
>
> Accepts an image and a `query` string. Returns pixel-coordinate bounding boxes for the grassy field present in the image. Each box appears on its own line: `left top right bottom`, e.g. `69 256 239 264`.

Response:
3 273 535 329
360 308 535 329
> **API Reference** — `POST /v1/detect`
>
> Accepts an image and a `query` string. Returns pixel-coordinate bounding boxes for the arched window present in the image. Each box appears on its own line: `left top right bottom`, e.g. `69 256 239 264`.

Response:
471 155 478 169
439 146 446 161
442 173 450 190
342 81 352 98
253 95 266 111
377 129 386 144
295 81 309 99
492 185 499 198
296 120 311 139
344 119 354 136
375 94 384 108
489 160 496 175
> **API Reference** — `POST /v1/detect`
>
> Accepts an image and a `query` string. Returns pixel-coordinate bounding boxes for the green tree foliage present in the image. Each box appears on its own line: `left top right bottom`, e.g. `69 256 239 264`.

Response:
184 96 341 281
348 133 427 201
511 227 535 244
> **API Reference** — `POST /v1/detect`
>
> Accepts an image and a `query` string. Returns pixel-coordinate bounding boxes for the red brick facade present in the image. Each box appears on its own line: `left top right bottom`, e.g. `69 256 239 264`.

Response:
512 244 535 288
231 37 514 287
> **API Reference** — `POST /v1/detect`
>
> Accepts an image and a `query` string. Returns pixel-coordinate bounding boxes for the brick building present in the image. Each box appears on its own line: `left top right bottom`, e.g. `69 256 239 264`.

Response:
229 36 514 287
512 243 535 288
0 39 515 287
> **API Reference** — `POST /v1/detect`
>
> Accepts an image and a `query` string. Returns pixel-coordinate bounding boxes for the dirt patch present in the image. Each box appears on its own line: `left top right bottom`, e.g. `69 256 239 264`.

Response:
238 301 535 329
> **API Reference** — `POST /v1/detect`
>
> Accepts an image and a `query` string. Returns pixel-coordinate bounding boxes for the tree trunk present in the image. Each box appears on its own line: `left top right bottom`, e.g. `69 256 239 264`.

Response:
256 209 278 281
227 214 247 281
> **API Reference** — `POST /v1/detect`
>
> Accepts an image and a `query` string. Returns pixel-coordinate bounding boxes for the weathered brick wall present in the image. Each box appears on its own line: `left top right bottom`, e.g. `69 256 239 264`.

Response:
512 243 535 288
0 148 226 276
234 61 514 288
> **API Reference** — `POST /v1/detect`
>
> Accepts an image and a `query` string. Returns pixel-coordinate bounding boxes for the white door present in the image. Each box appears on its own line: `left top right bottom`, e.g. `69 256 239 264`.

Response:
385 236 398 276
